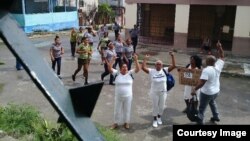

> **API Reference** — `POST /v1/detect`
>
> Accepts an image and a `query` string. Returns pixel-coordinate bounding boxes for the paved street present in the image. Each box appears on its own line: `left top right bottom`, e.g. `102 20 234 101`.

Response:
0 31 250 141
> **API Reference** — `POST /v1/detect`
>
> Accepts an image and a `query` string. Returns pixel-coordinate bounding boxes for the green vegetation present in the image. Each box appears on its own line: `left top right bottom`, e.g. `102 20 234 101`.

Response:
96 3 115 24
0 104 122 141
0 61 4 65
97 123 121 141
0 83 3 93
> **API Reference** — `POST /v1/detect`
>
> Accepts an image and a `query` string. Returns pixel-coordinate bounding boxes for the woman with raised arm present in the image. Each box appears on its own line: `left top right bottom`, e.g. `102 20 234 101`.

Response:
107 54 140 130
141 52 176 128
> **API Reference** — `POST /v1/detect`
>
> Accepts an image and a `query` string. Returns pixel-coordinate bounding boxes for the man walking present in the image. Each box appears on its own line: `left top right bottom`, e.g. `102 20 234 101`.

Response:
129 24 139 53
192 41 225 125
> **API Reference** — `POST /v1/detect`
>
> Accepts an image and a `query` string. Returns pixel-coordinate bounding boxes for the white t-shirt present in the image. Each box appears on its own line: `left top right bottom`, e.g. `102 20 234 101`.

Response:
200 59 225 95
112 69 135 97
148 67 168 93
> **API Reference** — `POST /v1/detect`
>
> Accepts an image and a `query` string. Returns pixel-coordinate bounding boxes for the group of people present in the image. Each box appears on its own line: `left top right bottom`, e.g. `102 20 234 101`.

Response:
49 24 225 129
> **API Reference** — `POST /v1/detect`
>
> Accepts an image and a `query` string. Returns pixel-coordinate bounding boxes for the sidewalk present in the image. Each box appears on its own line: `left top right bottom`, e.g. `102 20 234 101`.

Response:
1 30 250 141
136 44 250 78
1 29 249 78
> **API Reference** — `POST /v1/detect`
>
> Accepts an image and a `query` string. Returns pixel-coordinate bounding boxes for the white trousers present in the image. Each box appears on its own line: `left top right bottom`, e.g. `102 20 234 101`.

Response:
150 91 167 117
114 95 133 124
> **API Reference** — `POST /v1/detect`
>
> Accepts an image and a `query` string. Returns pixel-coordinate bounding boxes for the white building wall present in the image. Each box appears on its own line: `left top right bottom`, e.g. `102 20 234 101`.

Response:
124 2 137 39
174 5 190 33
234 6 250 37
124 3 137 29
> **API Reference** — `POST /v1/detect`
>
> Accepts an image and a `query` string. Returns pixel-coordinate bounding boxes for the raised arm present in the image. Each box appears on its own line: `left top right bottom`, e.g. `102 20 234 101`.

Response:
167 52 176 72
216 41 224 60
141 54 150 74
106 56 116 74
133 54 140 73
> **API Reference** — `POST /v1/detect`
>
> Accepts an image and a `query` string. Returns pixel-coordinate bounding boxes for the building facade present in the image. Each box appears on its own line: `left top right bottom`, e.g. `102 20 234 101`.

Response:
126 0 250 56
78 0 98 26
10 0 78 33
99 0 126 26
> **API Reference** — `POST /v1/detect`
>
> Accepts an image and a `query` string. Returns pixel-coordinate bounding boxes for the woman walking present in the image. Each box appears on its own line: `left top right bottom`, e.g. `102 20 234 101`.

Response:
72 37 92 85
50 35 64 79
123 38 134 70
70 28 77 57
101 40 116 85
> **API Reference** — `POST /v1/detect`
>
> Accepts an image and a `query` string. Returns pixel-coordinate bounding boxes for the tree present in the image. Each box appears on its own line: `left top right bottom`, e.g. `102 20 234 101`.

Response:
96 3 115 24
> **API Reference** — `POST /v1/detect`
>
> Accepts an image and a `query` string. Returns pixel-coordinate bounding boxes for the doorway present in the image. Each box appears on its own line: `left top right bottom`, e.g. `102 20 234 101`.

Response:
187 5 236 50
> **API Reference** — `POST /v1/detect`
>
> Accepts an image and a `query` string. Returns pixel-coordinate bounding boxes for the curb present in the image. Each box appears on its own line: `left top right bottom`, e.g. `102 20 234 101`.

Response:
138 60 250 79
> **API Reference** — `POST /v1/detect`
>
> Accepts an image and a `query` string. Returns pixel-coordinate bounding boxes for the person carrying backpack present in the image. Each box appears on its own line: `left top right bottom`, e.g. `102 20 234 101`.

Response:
141 52 176 128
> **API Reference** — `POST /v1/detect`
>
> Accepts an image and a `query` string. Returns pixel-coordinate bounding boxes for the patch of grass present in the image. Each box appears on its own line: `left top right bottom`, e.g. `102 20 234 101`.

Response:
0 61 4 65
0 104 122 141
0 83 4 93
0 103 42 138
96 123 122 141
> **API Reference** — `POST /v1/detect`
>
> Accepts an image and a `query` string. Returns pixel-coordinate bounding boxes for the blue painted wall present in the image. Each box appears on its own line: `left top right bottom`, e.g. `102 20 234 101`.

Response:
12 12 78 33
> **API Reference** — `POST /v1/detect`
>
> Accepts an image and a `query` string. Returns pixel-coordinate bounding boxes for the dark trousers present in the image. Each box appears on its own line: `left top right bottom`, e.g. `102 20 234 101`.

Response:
131 37 138 53
127 59 133 71
114 53 123 69
16 58 22 70
70 41 76 57
123 58 133 71
52 57 61 75
114 30 119 39
101 63 115 84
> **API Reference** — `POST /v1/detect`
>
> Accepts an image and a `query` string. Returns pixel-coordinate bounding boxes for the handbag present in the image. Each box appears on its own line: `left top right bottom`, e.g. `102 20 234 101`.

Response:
186 95 199 122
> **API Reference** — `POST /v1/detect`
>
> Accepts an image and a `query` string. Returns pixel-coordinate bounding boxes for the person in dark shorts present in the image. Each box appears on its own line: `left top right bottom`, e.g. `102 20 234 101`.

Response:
72 37 92 85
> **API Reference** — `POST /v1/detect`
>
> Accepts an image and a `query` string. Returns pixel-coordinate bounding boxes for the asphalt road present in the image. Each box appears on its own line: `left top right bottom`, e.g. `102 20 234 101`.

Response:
0 34 250 141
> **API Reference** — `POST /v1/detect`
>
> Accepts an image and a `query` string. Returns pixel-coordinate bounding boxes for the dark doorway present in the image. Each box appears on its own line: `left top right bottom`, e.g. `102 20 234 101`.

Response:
139 4 175 45
187 5 236 50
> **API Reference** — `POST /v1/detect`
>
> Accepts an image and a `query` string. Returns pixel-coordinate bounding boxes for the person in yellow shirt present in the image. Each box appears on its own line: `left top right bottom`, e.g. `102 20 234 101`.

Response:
70 28 77 57
72 37 92 85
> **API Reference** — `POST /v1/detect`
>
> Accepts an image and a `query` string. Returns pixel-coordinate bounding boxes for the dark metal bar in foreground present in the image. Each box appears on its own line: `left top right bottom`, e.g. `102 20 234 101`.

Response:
0 11 104 141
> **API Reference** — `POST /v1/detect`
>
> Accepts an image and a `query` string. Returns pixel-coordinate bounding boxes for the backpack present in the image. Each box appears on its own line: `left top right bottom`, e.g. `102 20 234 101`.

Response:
186 95 199 122
162 69 175 91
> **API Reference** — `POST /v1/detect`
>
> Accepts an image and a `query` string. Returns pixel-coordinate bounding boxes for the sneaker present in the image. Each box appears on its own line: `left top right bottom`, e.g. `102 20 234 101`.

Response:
109 83 115 86
152 120 158 128
157 117 162 125
210 117 220 122
84 82 89 85
58 75 62 79
72 75 75 81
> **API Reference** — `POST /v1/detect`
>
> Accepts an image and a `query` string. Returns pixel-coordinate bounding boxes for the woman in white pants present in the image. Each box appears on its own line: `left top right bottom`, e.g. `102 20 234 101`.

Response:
107 54 140 129
142 52 176 128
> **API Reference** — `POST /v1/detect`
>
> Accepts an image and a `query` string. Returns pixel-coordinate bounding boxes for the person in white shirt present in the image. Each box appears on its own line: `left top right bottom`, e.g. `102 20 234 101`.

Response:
142 52 176 128
107 54 140 130
192 41 225 125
